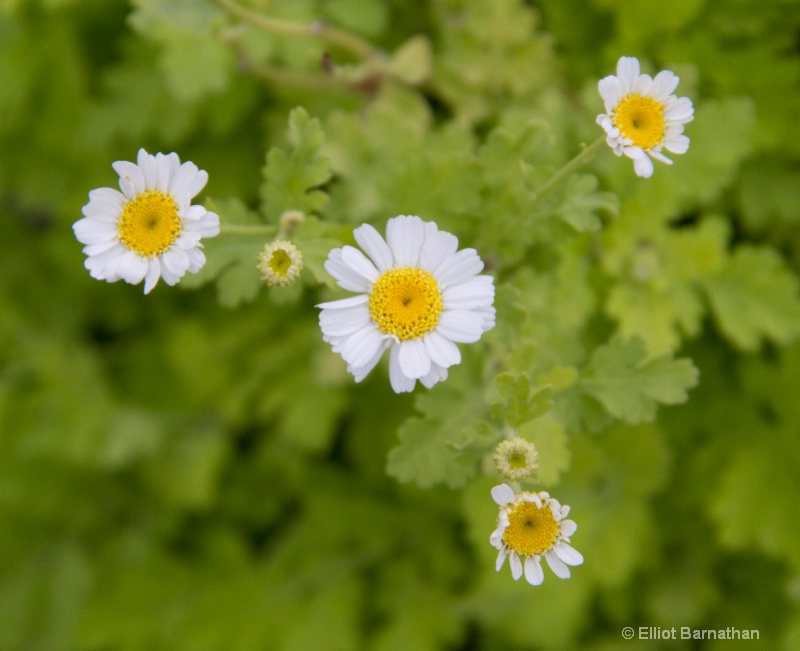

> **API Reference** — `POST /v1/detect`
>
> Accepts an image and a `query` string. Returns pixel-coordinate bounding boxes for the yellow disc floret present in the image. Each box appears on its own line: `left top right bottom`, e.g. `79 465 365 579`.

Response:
502 499 559 556
369 267 443 340
117 190 182 257
257 240 303 287
612 94 666 149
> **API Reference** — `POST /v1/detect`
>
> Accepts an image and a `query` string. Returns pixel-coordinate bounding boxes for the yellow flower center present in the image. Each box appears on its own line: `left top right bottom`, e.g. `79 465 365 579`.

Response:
508 452 528 470
503 499 559 556
269 249 293 277
612 94 666 149
117 190 181 257
368 267 443 341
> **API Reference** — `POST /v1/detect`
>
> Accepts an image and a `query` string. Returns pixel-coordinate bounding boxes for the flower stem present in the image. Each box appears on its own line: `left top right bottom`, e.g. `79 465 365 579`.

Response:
530 136 605 204
219 223 276 236
213 0 379 60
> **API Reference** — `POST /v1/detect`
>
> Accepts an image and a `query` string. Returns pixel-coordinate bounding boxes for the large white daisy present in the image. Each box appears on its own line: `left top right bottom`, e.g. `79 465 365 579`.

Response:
73 148 220 294
596 56 694 178
317 215 496 393
490 484 583 586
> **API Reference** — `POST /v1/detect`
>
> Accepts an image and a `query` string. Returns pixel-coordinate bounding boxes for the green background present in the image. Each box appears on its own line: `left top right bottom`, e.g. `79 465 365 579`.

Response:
2 0 800 649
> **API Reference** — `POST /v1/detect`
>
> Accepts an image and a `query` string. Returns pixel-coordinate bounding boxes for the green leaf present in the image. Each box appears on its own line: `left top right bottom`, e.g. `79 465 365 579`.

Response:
387 384 486 489
491 372 553 427
580 336 699 424
556 174 618 232
702 246 800 351
180 198 270 307
260 107 332 219
518 419 571 486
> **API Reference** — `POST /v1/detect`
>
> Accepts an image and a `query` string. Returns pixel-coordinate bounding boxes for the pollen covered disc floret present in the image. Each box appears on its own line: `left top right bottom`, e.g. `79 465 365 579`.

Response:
596 56 694 178
490 484 583 586
73 148 220 294
317 215 496 393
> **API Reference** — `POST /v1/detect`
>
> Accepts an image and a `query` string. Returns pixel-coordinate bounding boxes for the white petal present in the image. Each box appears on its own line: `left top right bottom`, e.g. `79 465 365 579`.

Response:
598 76 624 114
474 305 496 332
545 551 571 579
663 133 690 154
341 245 380 283
434 248 484 287
389 343 416 393
631 151 654 178
419 229 458 272
495 549 508 572
616 56 640 92
324 249 373 292
664 96 694 122
554 542 584 566
398 338 431 379
183 210 220 237
386 215 426 267
316 294 369 309
349 341 388 382
491 484 515 506
442 275 494 310
560 519 577 537
82 188 126 221
435 310 485 343
187 247 206 273
319 304 371 337
524 556 545 585
509 552 523 581
353 223 393 272
419 362 447 388
117 250 149 285
423 330 461 368
143 257 161 293
648 149 673 165
633 73 653 96
137 149 157 188
73 218 117 245
112 160 146 199
651 69 679 99
154 152 177 192
161 247 190 277
341 324 384 368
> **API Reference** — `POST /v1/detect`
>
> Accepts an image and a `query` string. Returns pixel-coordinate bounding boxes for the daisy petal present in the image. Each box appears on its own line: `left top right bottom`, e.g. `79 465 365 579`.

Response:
353 223 393 272
554 542 584 566
545 551 571 579
524 556 544 585
491 484 515 506
398 338 431 379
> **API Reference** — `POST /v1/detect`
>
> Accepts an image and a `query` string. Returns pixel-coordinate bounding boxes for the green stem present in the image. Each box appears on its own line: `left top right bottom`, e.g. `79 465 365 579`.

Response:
530 136 605 204
213 0 379 60
219 223 276 236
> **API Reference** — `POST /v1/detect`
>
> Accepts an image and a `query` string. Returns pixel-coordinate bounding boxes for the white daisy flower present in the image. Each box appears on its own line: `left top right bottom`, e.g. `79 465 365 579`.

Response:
258 240 303 287
490 484 583 586
493 437 538 481
317 215 496 393
73 148 220 294
596 56 694 178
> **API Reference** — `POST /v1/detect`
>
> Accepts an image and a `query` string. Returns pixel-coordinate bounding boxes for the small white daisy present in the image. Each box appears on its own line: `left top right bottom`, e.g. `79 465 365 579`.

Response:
73 148 220 294
596 56 694 178
490 484 583 586
258 240 303 287
317 215 496 393
493 437 538 481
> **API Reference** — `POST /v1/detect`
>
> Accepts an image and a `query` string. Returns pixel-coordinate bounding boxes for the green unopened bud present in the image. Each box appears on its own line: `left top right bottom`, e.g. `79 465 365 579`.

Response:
257 240 303 287
279 210 305 233
494 436 538 481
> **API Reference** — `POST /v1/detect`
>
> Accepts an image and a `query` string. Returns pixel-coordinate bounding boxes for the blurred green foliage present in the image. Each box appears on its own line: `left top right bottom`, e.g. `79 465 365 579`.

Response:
1 0 800 649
